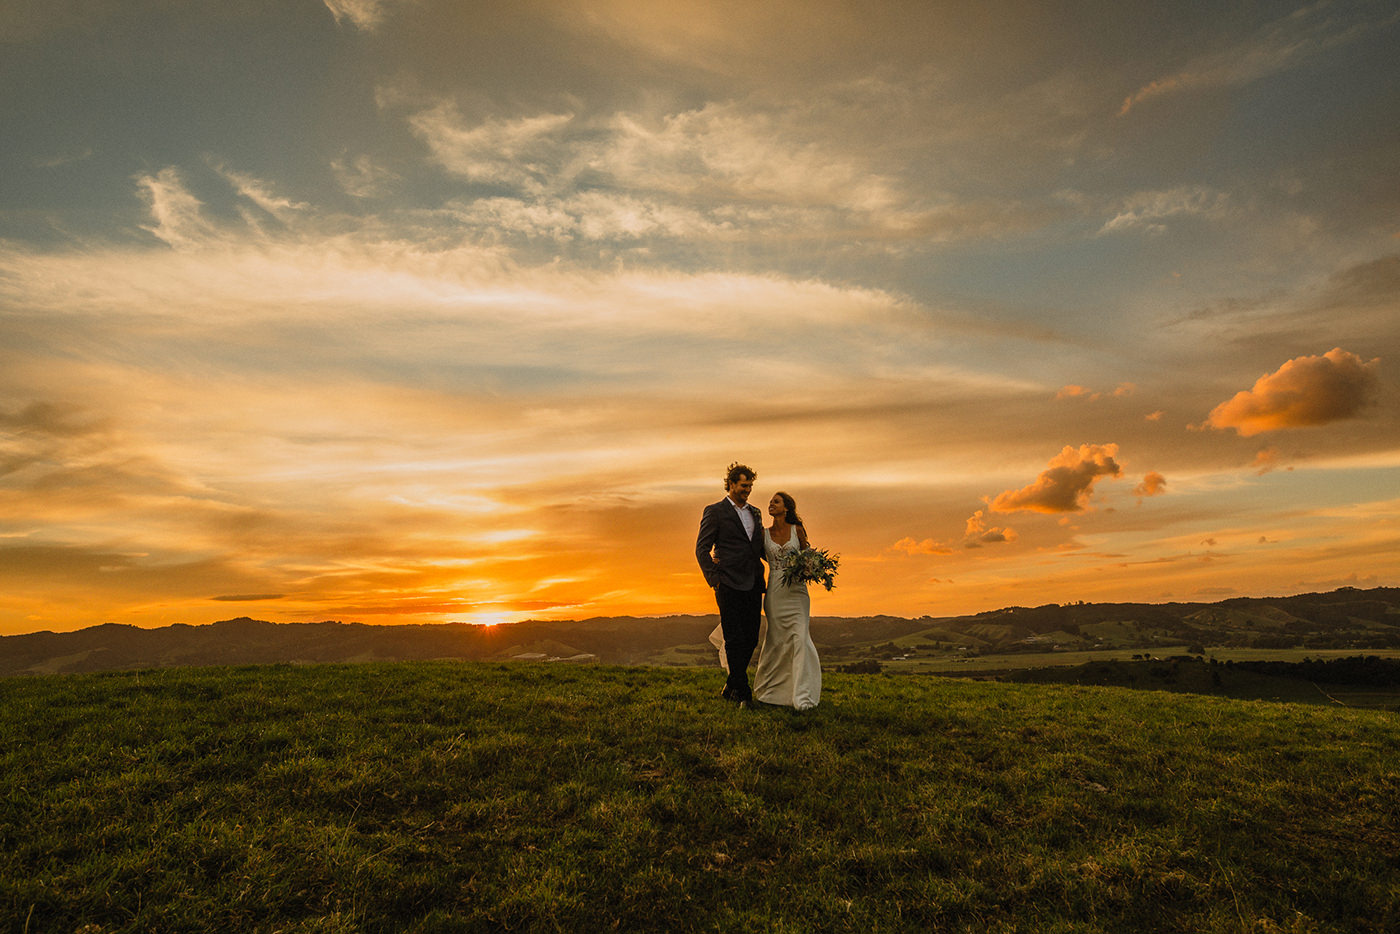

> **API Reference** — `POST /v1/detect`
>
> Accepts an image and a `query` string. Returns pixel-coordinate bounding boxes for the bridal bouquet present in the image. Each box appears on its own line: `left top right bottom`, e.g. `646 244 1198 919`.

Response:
780 547 840 590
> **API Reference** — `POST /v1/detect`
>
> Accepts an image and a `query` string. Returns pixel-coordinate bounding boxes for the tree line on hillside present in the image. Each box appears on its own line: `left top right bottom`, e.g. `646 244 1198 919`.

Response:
1224 655 1400 686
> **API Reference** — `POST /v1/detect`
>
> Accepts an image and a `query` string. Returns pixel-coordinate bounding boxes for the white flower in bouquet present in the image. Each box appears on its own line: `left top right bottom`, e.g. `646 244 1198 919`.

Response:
780 547 840 590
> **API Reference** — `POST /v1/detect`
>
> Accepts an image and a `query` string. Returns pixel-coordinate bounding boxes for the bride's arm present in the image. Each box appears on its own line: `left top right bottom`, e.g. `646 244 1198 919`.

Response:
798 524 809 549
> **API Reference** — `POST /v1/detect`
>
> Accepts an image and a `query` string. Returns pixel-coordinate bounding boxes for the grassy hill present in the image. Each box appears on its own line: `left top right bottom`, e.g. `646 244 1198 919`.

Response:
3 662 1397 933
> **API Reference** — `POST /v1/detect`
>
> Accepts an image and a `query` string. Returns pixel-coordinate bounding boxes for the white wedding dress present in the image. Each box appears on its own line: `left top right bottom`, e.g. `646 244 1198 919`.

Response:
752 528 821 710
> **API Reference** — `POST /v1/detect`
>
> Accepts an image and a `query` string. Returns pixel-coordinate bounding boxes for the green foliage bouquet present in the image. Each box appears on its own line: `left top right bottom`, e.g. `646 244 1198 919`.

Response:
780 547 840 590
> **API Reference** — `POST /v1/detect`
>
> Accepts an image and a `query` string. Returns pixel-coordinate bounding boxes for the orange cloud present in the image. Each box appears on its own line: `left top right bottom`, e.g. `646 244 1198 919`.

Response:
963 510 1017 547
1056 382 1135 402
990 443 1123 514
1204 348 1380 437
1251 448 1288 475
890 537 954 556
1134 471 1166 497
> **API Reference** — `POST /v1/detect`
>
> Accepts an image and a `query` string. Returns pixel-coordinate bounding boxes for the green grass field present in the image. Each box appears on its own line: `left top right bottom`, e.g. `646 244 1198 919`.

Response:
4 662 1398 933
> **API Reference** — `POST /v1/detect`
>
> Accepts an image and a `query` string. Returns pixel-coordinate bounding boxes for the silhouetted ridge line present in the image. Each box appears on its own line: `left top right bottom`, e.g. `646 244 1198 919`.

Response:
2 588 1397 676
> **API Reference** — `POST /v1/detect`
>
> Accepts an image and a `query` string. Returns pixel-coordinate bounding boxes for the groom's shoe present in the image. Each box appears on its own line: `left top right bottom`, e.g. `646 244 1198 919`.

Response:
721 687 752 706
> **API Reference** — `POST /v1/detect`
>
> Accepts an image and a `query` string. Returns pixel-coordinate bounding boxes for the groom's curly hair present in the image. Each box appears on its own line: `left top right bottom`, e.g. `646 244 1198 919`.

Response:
724 462 756 490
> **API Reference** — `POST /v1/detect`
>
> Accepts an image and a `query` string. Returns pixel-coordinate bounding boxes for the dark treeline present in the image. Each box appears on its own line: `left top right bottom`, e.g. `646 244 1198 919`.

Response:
1226 655 1400 686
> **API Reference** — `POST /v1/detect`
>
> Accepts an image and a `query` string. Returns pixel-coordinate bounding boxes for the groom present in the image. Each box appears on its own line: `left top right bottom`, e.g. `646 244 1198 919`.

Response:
695 462 766 706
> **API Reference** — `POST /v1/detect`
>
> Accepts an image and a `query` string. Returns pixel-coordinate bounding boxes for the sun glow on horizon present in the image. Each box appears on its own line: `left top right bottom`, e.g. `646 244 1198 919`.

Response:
455 611 523 627
1 1 1398 636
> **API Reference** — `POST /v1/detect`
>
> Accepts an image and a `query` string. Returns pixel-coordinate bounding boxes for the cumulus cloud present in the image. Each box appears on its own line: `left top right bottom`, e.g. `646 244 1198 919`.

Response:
889 513 1019 555
963 510 1017 547
990 443 1123 514
1134 472 1166 498
1204 348 1381 436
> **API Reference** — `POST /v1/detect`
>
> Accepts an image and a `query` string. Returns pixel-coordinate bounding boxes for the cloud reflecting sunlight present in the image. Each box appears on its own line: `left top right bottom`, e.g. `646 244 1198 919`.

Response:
1 0 1397 634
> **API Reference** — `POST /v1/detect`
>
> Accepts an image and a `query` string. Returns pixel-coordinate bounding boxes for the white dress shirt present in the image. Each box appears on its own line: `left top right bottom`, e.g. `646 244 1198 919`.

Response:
727 496 755 538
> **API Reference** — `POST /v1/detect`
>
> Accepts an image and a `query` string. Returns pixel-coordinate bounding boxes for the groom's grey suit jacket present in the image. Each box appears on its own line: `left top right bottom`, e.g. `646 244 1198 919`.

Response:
695 498 767 593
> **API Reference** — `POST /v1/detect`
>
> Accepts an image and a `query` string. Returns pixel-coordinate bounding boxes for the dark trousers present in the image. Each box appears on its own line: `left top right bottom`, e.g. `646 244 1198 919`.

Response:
716 582 763 699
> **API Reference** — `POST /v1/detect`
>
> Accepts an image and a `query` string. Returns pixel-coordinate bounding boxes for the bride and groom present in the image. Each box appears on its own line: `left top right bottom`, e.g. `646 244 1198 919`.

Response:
695 462 822 711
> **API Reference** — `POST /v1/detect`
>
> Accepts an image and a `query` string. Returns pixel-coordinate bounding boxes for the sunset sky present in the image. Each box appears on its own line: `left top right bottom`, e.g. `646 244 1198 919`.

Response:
2 0 1398 635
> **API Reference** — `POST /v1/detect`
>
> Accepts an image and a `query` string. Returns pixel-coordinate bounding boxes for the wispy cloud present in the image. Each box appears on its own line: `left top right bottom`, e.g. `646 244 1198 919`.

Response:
35 148 94 169
322 0 406 32
1099 186 1228 236
136 167 219 250
1119 1 1400 115
209 161 309 226
331 154 402 199
1251 448 1290 474
1 165 992 629
401 97 933 249
448 192 733 243
409 105 574 191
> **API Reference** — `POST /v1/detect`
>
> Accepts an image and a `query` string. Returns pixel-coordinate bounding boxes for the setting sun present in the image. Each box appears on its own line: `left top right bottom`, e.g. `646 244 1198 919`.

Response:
1 0 1397 636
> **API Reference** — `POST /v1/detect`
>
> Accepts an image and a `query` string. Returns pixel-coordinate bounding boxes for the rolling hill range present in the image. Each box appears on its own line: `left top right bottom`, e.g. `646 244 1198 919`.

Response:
3 586 1398 677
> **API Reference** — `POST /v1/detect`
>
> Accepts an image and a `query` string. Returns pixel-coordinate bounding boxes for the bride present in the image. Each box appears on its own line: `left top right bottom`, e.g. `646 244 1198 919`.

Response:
752 491 822 710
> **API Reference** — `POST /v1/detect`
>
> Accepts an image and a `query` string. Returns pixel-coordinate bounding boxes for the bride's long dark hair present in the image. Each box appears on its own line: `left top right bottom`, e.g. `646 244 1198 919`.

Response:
775 491 802 527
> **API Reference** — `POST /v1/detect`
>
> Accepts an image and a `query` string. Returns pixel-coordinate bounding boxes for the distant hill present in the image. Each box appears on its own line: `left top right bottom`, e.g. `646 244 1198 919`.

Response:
0 615 725 676
2 587 1398 677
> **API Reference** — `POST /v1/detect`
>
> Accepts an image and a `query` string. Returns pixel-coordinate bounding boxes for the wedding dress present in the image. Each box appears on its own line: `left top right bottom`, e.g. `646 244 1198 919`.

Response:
752 528 821 710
